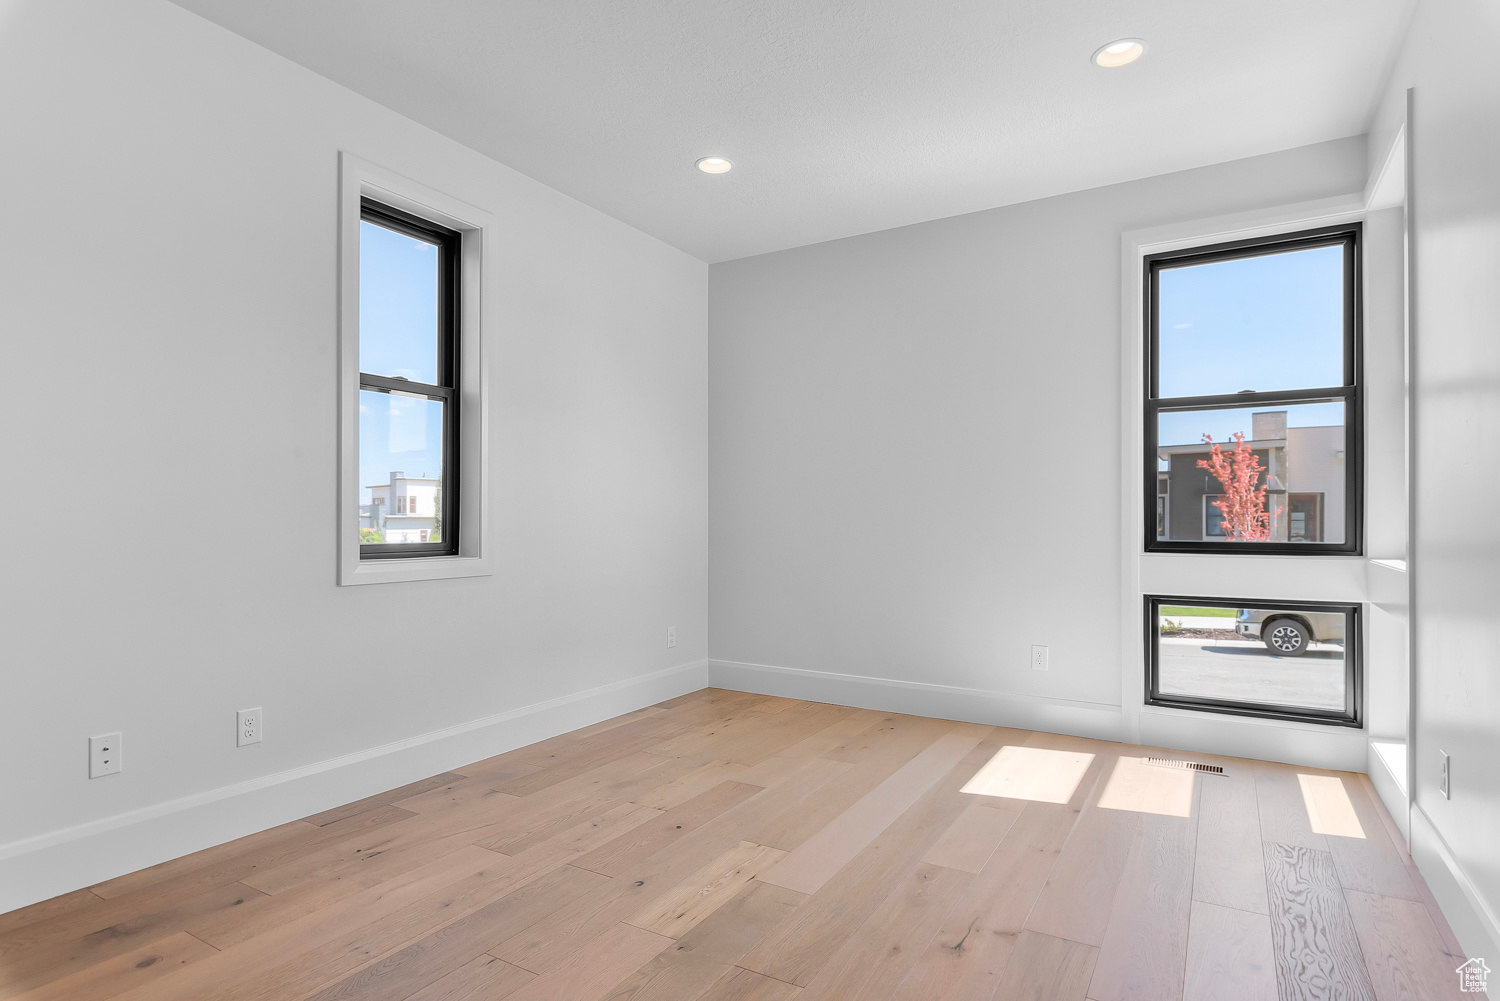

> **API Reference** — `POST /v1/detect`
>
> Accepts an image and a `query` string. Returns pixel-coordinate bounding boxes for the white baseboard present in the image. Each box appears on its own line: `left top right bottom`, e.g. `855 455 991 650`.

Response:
707 659 1124 740
1410 803 1500 965
0 658 709 915
1134 706 1369 772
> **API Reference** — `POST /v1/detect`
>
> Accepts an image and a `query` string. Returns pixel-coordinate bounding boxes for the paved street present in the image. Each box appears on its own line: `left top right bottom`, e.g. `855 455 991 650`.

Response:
1157 634 1345 710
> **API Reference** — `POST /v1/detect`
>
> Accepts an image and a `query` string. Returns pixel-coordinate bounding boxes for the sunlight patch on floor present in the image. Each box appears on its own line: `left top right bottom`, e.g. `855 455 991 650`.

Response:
1097 756 1196 817
1298 773 1366 838
960 746 1094 804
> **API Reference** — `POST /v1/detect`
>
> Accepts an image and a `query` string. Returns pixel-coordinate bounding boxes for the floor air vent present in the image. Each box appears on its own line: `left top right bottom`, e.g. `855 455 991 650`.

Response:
1144 756 1224 775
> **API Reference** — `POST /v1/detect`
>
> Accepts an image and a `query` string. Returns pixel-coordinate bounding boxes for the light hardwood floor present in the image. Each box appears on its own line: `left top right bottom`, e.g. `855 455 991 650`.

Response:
0 690 1478 1001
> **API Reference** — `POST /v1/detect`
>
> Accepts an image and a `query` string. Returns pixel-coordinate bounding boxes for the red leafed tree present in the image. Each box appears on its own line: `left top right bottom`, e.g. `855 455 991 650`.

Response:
1196 432 1280 541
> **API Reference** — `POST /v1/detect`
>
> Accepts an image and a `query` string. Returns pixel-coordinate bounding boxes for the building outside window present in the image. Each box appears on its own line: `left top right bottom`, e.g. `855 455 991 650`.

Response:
1165 411 1345 543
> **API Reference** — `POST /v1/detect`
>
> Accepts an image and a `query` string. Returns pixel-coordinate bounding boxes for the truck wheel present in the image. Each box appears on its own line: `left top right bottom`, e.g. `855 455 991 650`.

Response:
1264 618 1310 656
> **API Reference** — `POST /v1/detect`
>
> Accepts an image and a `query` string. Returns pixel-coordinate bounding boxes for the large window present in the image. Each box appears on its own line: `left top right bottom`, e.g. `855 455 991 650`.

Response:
1146 596 1361 726
1145 225 1361 553
357 199 460 559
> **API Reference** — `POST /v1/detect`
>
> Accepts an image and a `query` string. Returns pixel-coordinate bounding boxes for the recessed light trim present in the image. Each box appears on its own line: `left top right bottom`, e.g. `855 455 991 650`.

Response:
1093 38 1146 68
696 156 732 174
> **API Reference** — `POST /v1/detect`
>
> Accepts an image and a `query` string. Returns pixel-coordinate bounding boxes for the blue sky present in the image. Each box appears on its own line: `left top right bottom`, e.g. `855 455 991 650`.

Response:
1157 244 1345 449
1159 244 1343 397
359 221 444 504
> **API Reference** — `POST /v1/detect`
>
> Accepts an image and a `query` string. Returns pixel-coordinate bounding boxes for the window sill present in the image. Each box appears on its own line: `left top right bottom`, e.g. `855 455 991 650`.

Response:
1138 551 1370 604
340 555 491 587
1141 702 1366 735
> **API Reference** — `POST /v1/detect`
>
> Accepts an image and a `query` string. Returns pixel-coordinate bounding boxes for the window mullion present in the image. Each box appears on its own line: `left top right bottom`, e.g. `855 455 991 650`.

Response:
1152 386 1354 411
359 374 452 399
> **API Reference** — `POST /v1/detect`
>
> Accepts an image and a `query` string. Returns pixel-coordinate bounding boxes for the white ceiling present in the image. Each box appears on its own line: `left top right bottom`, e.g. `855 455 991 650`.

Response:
169 0 1413 263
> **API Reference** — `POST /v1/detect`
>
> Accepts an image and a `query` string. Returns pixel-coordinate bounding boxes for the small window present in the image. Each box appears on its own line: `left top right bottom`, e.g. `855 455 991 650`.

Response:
1147 595 1360 726
1288 493 1323 542
358 199 459 559
1146 225 1360 553
1202 495 1225 538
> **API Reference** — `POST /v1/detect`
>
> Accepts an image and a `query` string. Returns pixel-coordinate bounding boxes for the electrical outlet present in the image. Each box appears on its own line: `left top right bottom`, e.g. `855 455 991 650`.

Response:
666 626 677 649
1031 645 1049 671
89 733 122 778
238 708 262 747
1440 750 1450 799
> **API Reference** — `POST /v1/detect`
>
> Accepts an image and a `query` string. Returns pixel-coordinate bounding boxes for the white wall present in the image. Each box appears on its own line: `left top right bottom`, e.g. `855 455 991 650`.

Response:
709 138 1367 722
0 0 707 910
1367 0 1500 962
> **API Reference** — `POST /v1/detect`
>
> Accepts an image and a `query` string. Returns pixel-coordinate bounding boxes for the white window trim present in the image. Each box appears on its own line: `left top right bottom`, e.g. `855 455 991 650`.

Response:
1117 193 1373 757
338 153 494 586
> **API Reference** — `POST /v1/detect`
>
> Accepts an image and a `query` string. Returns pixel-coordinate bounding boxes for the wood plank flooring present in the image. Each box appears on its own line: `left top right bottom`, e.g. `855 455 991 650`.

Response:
0 689 1477 1001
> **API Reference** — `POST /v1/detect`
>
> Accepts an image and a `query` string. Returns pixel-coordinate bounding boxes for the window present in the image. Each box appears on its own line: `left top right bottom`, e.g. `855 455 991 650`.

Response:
339 153 492 586
1145 225 1361 553
357 199 459 559
1155 475 1169 539
1202 495 1225 538
1147 595 1361 726
1288 493 1323 542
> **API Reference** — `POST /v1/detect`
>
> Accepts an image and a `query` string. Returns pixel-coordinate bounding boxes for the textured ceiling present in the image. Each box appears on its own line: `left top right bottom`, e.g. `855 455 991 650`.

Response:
169 0 1413 262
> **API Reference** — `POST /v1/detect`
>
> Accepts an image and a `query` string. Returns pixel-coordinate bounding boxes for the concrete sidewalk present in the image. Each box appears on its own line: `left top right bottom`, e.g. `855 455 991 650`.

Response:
1158 615 1239 631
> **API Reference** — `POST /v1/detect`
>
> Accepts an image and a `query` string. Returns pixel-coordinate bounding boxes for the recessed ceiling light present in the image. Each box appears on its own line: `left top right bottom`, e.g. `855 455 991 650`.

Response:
696 157 732 174
1093 38 1146 68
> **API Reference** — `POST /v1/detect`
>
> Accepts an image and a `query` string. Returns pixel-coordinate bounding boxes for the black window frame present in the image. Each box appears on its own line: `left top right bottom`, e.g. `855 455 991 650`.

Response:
1145 224 1362 555
358 198 461 560
1145 594 1362 727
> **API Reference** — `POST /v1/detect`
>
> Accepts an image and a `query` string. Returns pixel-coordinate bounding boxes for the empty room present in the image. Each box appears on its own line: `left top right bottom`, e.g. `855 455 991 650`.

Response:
2 1 1496 999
